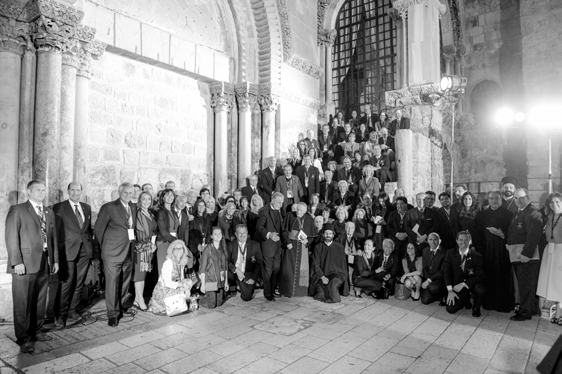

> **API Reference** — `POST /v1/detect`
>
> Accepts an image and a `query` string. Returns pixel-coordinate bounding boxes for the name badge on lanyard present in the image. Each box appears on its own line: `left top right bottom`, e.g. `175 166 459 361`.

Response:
128 229 135 240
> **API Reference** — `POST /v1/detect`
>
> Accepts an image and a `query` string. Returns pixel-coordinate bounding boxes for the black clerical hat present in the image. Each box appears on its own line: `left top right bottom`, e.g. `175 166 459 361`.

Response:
501 176 517 186
324 223 335 232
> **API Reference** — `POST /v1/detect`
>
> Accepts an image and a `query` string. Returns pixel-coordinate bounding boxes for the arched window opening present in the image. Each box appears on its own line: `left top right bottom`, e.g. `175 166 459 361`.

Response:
469 80 503 125
332 0 397 117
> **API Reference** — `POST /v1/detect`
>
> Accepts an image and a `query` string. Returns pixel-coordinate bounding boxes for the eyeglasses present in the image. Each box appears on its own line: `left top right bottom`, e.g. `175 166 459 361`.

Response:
514 195 528 200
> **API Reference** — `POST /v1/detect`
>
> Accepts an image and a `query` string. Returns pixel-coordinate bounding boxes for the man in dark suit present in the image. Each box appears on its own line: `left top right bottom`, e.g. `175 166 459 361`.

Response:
5 179 59 353
335 157 361 193
388 108 410 136
370 145 395 187
296 155 320 204
318 124 336 166
94 182 137 327
372 239 401 295
436 192 456 250
241 174 262 201
378 127 396 152
255 192 285 301
330 180 356 214
360 105 377 132
319 170 337 205
420 233 447 305
52 182 94 327
258 156 279 204
506 188 543 321
227 225 263 301
174 194 190 247
443 231 486 317
275 164 303 212
501 176 518 214
405 192 439 256
305 129 321 157
386 196 410 259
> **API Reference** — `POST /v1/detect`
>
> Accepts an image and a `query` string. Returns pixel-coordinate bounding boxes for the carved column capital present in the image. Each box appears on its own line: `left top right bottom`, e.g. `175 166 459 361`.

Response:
318 28 337 46
442 44 456 61
76 40 106 78
235 82 258 112
392 0 446 19
0 15 30 54
387 8 403 26
61 37 80 67
210 81 235 113
21 0 84 25
258 94 280 112
31 16 73 52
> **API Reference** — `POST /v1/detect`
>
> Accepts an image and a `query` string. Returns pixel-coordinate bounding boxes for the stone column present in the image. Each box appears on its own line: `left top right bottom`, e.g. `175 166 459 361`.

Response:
0 19 24 260
18 41 37 203
259 93 280 159
32 22 66 205
235 82 258 187
210 82 234 196
395 129 413 198
442 45 456 77
389 9 405 88
59 41 80 199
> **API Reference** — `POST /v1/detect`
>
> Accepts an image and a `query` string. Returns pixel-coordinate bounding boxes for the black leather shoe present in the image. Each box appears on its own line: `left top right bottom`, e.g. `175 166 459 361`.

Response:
472 308 481 318
439 300 447 307
35 332 52 341
108 318 119 327
20 342 35 354
265 296 276 302
67 311 82 323
464 300 473 310
54 317 65 329
510 314 531 321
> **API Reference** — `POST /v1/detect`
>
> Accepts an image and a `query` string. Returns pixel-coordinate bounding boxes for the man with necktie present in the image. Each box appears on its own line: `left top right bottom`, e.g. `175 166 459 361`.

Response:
52 182 94 327
255 192 285 301
275 164 303 212
443 231 485 317
94 182 137 327
420 233 447 305
5 179 59 353
296 155 320 204
241 175 262 200
227 225 263 301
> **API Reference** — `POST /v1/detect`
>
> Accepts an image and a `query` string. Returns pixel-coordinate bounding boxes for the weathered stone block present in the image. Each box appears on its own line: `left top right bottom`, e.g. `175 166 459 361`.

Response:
191 173 207 190
138 168 159 185
88 147 101 163
115 13 141 55
484 11 500 25
83 1 115 46
182 143 194 155
196 46 214 79
114 116 133 130
151 153 166 166
125 131 145 149
106 128 123 146
104 147 121 162
167 155 187 167
164 124 187 139
159 139 171 153
158 169 180 185
135 106 148 118
141 23 170 63
89 127 106 144
473 34 486 45
180 169 193 190
123 150 140 166
105 98 120 114
91 81 113 96
87 165 117 189
139 152 151 166
171 139 183 154
120 168 137 184
147 136 161 152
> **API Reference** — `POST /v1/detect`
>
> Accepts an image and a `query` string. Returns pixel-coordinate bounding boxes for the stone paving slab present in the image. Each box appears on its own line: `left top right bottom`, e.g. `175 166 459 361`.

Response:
0 292 559 374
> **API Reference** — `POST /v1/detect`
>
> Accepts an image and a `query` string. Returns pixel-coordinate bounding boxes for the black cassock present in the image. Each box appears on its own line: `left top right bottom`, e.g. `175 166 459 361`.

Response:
475 206 514 312
309 241 350 301
279 213 317 297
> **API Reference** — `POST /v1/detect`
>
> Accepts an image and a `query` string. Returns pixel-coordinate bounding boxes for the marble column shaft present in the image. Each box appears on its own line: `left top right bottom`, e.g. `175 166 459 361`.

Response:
59 50 79 200
18 46 37 203
34 49 63 205
259 94 279 159
0 39 23 260
211 89 233 196
325 43 333 103
396 129 413 199
235 86 257 188
73 57 91 186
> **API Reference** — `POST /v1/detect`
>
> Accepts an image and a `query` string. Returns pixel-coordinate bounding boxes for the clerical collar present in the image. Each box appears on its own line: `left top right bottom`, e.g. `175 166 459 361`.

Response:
324 240 333 246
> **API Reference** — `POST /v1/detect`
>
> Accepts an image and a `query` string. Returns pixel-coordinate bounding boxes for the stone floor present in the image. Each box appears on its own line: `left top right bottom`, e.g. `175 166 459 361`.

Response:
0 290 559 374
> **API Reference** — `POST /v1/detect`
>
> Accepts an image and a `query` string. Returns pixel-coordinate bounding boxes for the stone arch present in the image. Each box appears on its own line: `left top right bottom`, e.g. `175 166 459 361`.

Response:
468 79 503 124
249 0 283 85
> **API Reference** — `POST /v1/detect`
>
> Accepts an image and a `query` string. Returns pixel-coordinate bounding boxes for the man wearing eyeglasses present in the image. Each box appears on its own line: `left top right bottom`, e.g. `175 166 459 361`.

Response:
506 188 543 321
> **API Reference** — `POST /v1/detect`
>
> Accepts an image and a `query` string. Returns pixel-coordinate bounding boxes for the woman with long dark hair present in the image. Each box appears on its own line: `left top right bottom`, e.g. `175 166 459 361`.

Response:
188 199 211 263
155 189 179 277
199 227 229 309
454 191 481 241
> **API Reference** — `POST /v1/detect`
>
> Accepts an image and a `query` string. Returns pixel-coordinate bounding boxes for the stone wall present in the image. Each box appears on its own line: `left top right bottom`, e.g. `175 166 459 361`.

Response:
85 52 211 213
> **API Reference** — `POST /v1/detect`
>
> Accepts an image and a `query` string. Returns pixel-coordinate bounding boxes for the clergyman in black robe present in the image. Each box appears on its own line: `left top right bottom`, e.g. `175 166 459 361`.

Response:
279 203 317 297
475 190 514 313
309 224 349 303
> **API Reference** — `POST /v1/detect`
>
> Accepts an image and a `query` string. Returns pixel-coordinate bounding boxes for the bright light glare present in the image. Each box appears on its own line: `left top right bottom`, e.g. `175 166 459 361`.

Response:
495 108 514 126
528 104 562 129
513 112 525 122
440 76 452 92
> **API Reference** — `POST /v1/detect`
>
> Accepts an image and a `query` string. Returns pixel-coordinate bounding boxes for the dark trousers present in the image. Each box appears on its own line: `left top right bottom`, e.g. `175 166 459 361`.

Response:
314 275 343 302
12 252 48 345
103 255 132 318
353 277 382 294
512 261 541 318
262 248 281 298
59 244 91 315
227 272 256 301
421 279 447 305
446 283 485 314
46 272 60 320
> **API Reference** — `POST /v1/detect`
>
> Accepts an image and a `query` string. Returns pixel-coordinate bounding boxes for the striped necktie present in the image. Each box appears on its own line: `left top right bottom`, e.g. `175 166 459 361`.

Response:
74 204 84 229
36 206 47 248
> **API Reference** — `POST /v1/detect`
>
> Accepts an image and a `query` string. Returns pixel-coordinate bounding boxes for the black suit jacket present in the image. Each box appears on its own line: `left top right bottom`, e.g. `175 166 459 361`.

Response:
255 204 286 257
5 201 59 274
421 246 446 281
53 200 94 262
94 199 137 263
258 167 280 203
319 180 337 204
227 239 263 282
506 203 543 259
436 207 456 250
318 133 335 154
335 167 361 185
295 165 320 197
443 248 485 289
404 208 439 244
330 190 356 211
241 185 262 200
389 117 410 136
374 251 401 279
177 209 190 246
378 136 396 152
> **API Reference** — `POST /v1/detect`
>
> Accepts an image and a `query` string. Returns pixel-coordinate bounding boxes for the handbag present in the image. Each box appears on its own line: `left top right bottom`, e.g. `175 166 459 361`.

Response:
394 283 411 300
375 287 390 300
164 294 188 317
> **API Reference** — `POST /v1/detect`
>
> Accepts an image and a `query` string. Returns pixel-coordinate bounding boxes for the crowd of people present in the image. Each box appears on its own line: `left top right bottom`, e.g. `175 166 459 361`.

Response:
5 108 561 355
